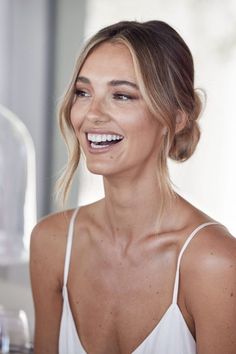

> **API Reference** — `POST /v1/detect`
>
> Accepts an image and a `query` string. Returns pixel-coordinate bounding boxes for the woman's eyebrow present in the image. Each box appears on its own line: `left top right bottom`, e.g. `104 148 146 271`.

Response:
76 76 90 84
109 80 139 90
76 76 139 90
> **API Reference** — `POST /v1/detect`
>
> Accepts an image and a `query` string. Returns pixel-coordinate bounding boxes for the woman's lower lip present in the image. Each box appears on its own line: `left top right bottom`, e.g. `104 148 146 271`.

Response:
86 140 122 154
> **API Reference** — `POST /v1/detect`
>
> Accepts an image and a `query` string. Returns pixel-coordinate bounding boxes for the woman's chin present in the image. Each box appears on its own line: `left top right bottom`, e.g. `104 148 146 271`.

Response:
86 161 115 176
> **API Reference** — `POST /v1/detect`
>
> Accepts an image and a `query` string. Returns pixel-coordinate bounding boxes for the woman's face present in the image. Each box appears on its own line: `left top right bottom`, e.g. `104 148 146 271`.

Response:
70 42 165 177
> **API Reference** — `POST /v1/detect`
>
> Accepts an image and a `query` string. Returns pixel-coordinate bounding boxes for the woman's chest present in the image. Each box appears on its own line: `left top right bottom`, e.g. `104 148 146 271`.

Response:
66 244 185 353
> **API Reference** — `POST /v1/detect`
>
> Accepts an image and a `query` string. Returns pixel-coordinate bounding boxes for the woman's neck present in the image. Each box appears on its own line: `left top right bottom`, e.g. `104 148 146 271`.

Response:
102 171 176 246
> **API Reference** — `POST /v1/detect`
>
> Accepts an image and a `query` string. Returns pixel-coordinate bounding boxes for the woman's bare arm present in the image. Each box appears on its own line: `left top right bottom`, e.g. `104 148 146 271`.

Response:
30 212 71 354
184 226 236 354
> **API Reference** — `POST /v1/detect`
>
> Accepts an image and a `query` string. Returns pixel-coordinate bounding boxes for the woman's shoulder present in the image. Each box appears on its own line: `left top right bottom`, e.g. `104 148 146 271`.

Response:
30 201 101 250
30 210 73 267
177 197 236 265
30 202 103 282
30 209 78 280
180 220 236 346
181 218 236 310
30 208 76 244
198 223 236 284
183 220 236 269
177 197 236 288
180 204 236 274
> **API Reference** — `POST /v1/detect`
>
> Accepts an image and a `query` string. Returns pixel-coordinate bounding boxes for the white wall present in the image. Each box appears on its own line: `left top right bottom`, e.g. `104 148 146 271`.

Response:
77 0 236 235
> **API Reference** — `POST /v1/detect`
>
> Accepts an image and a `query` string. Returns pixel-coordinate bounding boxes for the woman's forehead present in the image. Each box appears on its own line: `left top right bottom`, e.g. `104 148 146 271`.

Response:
79 42 138 83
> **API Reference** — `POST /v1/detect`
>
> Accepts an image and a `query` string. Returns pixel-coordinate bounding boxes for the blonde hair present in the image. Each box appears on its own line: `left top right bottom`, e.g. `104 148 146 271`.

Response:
56 20 202 207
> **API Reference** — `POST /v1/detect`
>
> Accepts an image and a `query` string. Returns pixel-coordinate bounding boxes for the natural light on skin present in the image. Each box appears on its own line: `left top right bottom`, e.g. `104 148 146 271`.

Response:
70 42 166 179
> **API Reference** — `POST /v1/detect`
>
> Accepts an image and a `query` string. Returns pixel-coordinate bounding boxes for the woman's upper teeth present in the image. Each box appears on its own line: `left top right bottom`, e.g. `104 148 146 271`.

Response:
87 133 123 143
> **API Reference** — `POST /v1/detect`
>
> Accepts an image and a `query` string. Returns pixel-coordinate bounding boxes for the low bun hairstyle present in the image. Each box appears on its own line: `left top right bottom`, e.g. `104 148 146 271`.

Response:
169 92 202 161
57 20 203 206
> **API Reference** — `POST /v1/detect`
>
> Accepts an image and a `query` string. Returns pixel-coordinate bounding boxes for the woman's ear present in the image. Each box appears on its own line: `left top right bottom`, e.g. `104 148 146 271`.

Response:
175 110 188 134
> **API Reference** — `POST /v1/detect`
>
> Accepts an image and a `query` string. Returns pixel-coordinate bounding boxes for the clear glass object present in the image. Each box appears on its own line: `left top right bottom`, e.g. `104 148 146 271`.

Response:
0 307 32 353
0 104 36 265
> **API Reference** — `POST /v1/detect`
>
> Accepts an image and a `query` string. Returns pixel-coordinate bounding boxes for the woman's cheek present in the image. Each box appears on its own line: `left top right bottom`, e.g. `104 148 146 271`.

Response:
70 105 83 130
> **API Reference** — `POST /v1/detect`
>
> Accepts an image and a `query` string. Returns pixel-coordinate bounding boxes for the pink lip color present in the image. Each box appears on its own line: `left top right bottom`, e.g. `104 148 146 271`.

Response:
88 145 112 154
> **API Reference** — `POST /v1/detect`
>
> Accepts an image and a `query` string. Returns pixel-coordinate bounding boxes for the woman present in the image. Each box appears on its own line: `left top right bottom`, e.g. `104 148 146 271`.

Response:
30 20 236 354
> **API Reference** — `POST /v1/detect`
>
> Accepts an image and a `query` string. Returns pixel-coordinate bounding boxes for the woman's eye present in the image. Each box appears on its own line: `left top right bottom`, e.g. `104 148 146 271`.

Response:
74 89 90 97
113 93 135 101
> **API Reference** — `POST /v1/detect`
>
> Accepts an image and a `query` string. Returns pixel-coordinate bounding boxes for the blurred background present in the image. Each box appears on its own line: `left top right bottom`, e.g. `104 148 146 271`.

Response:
0 0 235 340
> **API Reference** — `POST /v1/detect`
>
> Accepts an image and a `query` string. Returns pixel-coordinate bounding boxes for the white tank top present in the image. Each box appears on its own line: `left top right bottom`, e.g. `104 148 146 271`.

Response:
59 207 218 354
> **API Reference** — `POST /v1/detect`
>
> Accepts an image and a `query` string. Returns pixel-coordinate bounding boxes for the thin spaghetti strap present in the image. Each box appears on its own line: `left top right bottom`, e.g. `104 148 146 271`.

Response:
63 207 80 287
172 221 218 304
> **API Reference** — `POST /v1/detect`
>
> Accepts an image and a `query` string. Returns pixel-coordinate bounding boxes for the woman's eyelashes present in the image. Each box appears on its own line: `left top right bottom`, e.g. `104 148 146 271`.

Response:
74 89 90 97
112 93 138 101
74 87 139 102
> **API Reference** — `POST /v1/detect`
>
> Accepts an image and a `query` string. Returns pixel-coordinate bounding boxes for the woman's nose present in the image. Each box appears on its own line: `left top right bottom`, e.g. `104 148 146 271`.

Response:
86 97 110 124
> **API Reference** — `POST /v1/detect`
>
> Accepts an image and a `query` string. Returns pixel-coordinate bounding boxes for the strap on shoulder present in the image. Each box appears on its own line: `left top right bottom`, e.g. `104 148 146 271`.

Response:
63 207 80 287
172 221 219 304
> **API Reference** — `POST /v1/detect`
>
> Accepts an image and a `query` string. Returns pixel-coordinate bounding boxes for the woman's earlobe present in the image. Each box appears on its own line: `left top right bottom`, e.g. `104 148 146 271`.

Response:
175 111 188 134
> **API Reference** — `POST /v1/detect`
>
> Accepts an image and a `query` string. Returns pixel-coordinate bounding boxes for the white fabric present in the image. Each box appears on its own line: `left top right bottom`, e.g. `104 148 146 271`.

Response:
59 207 218 353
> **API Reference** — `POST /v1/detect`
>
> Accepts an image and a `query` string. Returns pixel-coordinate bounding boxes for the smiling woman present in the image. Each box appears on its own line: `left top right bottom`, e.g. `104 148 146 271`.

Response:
69 42 168 194
30 20 236 354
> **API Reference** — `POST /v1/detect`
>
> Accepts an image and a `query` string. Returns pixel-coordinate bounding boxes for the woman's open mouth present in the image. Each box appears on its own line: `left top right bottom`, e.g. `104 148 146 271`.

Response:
86 133 124 150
